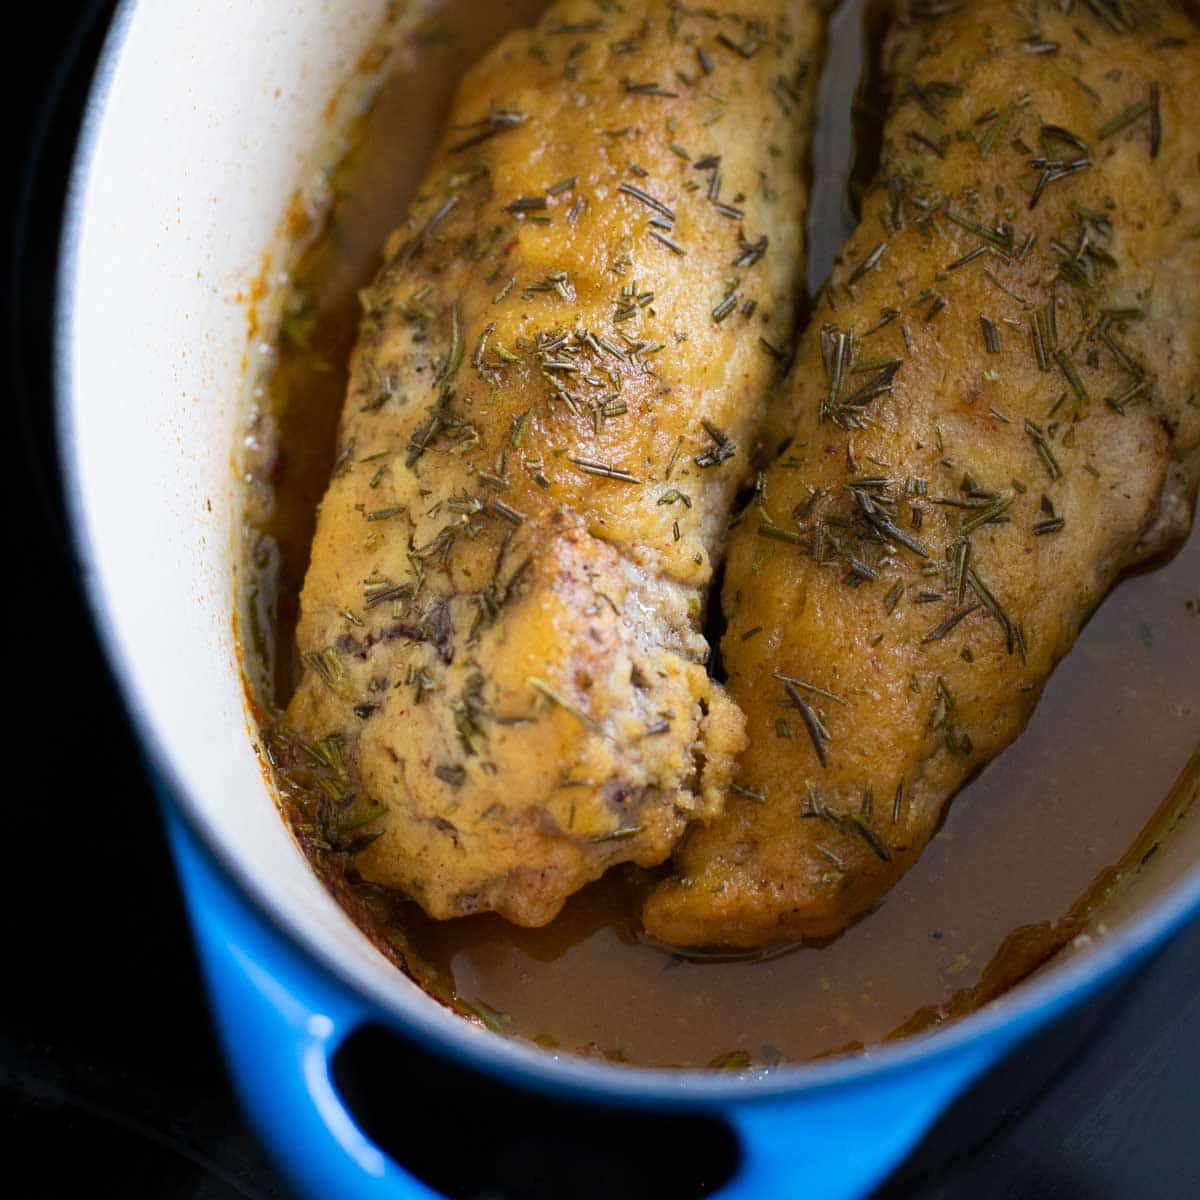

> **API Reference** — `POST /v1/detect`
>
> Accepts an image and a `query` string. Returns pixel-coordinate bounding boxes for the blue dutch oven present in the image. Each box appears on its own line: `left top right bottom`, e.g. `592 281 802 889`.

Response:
57 2 1200 1197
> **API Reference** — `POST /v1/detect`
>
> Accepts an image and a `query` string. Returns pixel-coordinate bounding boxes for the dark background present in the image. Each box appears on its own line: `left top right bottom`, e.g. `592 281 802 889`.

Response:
4 4 1198 1197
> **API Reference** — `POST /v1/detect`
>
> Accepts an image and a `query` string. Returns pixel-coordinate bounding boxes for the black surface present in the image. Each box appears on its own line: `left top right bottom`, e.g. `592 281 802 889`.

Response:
334 1027 742 1198
4 5 1198 1197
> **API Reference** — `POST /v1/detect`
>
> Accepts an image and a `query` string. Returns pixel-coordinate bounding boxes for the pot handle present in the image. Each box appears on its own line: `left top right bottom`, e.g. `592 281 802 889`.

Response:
166 808 439 1200
168 805 1016 1200
711 1040 1010 1200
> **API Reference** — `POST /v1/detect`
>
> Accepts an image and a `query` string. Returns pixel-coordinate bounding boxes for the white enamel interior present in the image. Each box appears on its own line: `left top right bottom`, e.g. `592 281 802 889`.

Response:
61 0 436 1006
59 0 1200 1101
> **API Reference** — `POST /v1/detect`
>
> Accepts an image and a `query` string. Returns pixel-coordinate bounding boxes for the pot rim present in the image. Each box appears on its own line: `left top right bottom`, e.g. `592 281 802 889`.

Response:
55 0 1200 1107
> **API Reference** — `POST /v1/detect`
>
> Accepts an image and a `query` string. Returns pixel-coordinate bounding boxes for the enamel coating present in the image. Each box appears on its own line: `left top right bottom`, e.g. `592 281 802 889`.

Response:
167 796 1191 1199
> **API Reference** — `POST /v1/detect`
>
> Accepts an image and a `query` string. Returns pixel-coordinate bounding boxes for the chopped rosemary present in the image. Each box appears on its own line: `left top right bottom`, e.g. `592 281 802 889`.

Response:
363 577 412 609
852 818 892 863
623 78 678 98
908 130 945 158
528 677 599 733
1054 349 1088 401
695 419 735 467
1098 97 1151 140
648 229 686 256
961 490 1014 535
979 96 1027 157
1024 419 1062 480
1028 155 1091 210
946 246 988 272
922 603 980 644
733 234 769 267
712 292 738 323
952 539 970 605
434 764 466 789
449 107 525 153
848 242 886 286
504 195 547 214
591 825 642 843
758 520 805 545
731 781 767 804
846 556 878 583
568 457 640 483
509 408 532 447
1106 379 1149 413
1042 123 1090 156
617 182 675 222
716 32 759 58
966 567 1014 652
491 500 525 526
657 489 692 507
441 303 463 380
943 207 1011 250
302 647 344 690
773 671 846 706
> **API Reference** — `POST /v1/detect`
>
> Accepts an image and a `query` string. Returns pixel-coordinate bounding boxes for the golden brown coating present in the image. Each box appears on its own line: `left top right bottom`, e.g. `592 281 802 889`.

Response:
645 0 1200 948
285 0 825 925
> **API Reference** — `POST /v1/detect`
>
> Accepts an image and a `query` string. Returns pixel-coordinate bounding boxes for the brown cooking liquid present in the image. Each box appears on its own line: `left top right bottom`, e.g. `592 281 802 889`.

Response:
239 1 1200 1068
